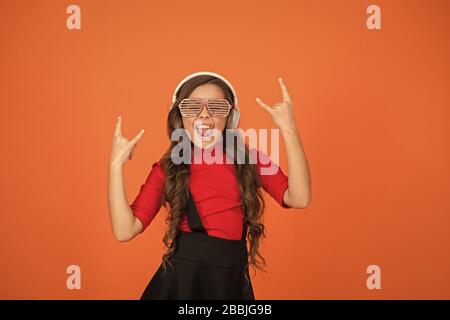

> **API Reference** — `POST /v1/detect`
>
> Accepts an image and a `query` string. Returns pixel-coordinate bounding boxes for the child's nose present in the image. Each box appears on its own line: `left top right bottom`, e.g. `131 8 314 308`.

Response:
197 104 212 119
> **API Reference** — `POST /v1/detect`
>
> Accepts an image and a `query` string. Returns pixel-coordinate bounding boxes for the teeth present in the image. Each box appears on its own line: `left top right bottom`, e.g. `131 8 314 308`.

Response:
196 125 213 129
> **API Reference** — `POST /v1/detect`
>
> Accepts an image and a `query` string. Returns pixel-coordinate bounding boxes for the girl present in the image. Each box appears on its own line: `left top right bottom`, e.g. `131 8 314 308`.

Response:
108 71 311 299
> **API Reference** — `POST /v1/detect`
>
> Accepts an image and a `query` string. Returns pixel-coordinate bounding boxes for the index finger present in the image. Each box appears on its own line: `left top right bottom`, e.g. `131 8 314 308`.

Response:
278 77 292 104
114 116 122 137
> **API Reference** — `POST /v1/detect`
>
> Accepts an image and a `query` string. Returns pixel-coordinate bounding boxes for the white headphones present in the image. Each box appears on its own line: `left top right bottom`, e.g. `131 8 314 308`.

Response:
168 71 241 130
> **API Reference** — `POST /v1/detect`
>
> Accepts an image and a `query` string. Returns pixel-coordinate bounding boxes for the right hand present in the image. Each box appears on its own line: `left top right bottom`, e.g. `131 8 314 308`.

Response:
110 116 145 167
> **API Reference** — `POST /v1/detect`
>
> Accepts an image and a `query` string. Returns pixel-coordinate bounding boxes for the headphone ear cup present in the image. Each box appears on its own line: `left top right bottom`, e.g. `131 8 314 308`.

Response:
230 108 240 130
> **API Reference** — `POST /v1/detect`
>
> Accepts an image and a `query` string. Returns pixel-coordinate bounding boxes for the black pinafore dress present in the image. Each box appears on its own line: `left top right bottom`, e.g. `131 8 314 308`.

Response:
140 190 255 300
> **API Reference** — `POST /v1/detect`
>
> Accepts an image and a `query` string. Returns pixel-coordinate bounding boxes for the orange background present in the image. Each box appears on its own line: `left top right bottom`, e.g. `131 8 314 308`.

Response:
1 0 449 299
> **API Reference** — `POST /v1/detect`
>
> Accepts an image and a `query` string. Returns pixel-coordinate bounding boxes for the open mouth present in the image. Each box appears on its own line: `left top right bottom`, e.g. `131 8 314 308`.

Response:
195 124 214 138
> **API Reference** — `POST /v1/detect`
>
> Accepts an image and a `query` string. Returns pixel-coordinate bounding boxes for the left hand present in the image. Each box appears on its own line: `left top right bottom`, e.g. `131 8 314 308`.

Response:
256 77 298 133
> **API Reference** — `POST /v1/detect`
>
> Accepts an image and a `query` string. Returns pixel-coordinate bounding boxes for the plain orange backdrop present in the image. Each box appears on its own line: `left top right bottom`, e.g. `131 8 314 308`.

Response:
0 0 449 299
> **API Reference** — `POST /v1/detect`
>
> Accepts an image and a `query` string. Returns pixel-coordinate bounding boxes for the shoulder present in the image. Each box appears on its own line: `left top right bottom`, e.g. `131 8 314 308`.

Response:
152 159 163 169
248 148 263 164
152 159 165 175
248 148 280 172
141 159 165 183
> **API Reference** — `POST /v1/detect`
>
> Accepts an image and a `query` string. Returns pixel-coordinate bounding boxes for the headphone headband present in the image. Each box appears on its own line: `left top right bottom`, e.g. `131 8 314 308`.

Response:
171 71 239 106
169 71 240 130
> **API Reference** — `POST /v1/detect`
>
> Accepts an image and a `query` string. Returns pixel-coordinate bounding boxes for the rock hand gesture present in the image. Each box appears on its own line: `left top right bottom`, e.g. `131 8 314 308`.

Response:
110 116 145 167
255 77 311 209
256 77 298 134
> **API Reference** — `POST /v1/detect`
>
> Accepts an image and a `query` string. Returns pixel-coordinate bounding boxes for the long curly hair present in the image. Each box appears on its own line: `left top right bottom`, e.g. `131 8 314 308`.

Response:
158 74 268 285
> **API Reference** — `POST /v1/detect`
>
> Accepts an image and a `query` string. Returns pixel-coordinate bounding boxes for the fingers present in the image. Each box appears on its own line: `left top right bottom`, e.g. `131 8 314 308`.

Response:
114 116 122 137
278 77 292 104
255 97 274 115
130 129 145 146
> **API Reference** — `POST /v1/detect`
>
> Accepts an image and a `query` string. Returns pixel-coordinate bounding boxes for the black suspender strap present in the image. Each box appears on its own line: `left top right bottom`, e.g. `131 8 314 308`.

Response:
185 189 207 234
186 188 248 241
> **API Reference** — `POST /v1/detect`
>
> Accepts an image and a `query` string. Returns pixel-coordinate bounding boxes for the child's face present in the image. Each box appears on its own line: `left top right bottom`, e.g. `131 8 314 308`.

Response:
182 83 229 149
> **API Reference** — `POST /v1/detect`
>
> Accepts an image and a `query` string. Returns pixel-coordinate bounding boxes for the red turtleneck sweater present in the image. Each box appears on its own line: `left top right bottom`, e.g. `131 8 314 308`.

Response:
130 145 291 240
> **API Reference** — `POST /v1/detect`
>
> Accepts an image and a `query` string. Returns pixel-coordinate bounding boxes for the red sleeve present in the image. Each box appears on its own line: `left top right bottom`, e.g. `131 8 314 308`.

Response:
130 161 165 233
254 148 291 209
